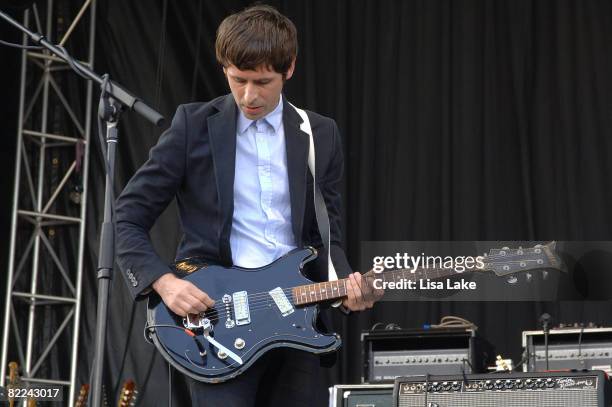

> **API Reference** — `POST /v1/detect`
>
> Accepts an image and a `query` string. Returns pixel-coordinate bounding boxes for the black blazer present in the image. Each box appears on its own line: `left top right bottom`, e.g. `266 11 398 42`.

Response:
116 94 352 299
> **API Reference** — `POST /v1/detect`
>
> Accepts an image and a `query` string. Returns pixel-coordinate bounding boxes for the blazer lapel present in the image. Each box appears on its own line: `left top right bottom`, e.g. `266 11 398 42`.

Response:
208 95 237 264
283 97 310 247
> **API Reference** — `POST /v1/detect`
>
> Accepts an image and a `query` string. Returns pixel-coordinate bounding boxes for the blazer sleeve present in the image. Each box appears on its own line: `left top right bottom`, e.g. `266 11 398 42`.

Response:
115 105 188 299
321 120 353 280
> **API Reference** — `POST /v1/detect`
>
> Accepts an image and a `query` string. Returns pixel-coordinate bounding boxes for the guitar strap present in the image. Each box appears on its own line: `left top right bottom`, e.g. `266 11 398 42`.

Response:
288 102 339 282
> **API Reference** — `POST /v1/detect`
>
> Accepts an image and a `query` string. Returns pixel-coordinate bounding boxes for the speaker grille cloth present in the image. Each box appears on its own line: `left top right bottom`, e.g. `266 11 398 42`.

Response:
398 389 598 407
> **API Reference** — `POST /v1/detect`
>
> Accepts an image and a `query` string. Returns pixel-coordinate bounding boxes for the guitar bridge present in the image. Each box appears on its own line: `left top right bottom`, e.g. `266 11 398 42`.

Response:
183 314 211 331
232 291 251 326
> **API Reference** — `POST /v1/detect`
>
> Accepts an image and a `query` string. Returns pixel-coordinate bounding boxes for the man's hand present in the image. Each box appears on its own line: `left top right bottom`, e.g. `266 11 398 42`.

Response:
341 271 384 312
152 273 215 317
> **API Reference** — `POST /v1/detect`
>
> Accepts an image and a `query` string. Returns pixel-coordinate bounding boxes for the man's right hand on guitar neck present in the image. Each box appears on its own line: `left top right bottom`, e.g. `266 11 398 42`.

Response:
152 273 215 317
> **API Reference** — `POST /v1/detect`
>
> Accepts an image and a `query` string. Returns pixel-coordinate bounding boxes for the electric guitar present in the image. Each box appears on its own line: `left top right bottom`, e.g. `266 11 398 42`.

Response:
146 242 563 383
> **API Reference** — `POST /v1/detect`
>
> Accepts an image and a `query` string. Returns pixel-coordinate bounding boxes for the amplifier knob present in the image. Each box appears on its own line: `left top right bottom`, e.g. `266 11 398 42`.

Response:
494 380 503 389
516 379 524 389
546 378 554 388
442 382 451 391
504 380 513 389
536 379 545 388
452 381 461 391
485 380 494 390
526 379 534 388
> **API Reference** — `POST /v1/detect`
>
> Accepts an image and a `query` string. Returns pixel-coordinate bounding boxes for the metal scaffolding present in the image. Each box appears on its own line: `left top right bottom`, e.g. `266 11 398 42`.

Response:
0 0 96 404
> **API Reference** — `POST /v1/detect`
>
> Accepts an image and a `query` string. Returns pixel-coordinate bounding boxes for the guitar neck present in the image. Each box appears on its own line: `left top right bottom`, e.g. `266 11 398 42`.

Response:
292 266 479 306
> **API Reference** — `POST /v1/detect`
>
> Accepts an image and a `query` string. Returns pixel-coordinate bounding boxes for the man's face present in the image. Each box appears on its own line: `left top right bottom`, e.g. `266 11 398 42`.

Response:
224 61 295 120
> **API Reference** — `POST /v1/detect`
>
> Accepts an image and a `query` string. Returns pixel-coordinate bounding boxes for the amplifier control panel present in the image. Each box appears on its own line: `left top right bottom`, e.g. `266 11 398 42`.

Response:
398 375 599 395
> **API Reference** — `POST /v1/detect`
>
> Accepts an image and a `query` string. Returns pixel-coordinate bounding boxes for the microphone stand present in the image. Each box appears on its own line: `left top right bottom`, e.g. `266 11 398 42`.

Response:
539 313 551 371
0 9 165 407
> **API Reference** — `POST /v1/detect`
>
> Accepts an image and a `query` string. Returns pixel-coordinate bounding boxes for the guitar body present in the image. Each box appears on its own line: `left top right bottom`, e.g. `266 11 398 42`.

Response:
147 247 341 383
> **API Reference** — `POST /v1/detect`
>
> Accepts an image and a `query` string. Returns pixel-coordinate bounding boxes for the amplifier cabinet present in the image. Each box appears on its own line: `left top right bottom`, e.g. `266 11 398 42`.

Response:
362 328 485 383
394 370 611 407
523 327 612 374
329 384 394 407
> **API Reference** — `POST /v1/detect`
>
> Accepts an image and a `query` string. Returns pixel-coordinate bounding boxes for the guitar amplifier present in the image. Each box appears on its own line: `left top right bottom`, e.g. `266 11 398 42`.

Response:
393 370 612 407
362 328 486 383
329 384 394 407
523 327 612 374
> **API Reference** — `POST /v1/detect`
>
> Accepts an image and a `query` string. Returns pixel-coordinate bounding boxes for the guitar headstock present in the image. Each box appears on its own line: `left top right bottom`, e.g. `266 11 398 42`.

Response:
75 383 89 407
482 241 564 278
118 379 137 407
8 361 19 385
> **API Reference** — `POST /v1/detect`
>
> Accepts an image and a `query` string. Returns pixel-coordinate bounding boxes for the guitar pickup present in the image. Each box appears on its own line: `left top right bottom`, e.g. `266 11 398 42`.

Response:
232 291 251 326
269 287 294 317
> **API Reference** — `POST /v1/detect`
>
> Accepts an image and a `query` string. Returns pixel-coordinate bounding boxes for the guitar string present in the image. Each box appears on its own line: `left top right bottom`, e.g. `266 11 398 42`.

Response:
178 292 297 324
204 257 549 305
177 248 552 305
187 258 552 321
183 257 549 322
158 255 555 326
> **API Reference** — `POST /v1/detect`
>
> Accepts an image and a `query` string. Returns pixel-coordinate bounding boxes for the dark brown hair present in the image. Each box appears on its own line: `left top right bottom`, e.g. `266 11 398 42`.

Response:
215 5 298 75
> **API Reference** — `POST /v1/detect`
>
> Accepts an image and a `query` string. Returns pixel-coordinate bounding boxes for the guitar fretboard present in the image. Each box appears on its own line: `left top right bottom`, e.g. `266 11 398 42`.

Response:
291 265 486 306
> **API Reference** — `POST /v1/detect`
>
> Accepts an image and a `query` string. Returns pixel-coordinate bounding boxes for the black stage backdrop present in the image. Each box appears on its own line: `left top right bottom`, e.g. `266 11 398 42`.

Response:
2 0 612 406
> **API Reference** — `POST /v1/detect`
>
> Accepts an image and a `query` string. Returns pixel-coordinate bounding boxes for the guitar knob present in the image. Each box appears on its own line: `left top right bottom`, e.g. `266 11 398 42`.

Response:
217 350 228 360
234 338 245 349
507 276 518 284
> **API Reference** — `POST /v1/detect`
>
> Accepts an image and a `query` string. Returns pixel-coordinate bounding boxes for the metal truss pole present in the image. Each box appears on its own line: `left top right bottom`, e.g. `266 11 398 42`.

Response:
0 1 96 405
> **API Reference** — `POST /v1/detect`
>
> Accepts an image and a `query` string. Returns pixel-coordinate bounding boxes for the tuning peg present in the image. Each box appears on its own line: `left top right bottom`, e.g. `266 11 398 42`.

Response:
507 276 518 284
525 272 532 282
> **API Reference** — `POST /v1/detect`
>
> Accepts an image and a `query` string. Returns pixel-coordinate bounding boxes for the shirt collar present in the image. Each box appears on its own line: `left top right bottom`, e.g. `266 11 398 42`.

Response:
237 95 284 135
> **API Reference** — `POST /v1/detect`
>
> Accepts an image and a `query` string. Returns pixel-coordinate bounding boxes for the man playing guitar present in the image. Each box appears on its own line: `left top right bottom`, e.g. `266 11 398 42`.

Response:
116 5 381 406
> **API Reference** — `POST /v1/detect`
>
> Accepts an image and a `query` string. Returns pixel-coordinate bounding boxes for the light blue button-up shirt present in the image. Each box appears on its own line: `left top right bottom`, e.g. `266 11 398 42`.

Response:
230 96 297 268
